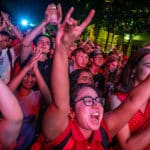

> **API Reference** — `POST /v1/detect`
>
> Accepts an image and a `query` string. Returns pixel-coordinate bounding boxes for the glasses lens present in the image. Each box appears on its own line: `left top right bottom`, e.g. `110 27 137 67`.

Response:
76 96 105 106
83 97 93 106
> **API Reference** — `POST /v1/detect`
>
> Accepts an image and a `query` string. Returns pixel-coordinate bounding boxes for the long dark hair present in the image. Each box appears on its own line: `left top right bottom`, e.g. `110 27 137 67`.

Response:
116 48 150 92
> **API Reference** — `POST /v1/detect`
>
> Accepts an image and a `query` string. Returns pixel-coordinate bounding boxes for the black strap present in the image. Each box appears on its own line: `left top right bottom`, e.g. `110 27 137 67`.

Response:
100 127 109 150
55 131 72 150
7 47 13 70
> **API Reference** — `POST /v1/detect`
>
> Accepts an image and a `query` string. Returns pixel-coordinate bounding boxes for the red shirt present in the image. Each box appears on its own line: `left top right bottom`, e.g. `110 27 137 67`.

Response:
117 92 150 150
43 119 111 150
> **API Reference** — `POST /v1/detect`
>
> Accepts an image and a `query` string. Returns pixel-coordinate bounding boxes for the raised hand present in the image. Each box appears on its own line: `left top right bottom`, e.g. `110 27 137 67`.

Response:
0 13 7 31
1 11 23 41
56 3 62 24
44 3 62 25
0 20 6 32
56 7 95 50
32 48 41 72
1 11 11 25
26 47 42 70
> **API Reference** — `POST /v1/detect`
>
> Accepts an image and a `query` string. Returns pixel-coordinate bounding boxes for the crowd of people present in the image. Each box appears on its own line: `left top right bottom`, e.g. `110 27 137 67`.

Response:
0 3 150 150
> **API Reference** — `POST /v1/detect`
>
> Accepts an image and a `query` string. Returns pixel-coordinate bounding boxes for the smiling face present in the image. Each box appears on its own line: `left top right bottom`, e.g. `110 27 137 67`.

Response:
36 36 51 53
22 71 37 90
134 54 150 85
74 87 104 133
35 36 51 61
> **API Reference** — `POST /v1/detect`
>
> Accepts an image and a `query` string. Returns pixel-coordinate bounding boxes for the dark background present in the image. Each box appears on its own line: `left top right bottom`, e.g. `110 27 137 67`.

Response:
0 0 150 34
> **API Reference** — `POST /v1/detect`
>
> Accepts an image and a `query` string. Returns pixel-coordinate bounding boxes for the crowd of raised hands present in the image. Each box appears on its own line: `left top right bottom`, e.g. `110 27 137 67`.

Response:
0 2 150 150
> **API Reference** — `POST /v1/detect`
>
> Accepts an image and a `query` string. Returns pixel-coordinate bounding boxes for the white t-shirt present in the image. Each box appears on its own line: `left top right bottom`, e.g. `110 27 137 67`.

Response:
0 47 16 84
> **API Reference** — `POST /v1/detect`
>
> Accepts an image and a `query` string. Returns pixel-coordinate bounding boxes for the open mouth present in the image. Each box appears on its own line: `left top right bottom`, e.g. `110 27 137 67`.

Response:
90 112 100 124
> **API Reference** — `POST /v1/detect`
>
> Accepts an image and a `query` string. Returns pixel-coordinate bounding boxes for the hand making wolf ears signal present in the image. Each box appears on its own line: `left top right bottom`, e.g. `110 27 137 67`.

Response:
56 7 95 49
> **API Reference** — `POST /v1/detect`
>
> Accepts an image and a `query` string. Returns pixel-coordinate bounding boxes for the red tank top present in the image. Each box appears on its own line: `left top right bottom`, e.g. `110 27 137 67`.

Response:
117 92 150 150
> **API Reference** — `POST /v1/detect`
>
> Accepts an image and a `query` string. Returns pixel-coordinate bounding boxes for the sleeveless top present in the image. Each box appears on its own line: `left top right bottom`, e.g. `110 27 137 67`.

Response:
117 92 150 150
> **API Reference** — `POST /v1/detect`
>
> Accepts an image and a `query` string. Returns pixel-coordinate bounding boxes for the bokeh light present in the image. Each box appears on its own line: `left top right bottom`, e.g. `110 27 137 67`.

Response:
21 19 28 26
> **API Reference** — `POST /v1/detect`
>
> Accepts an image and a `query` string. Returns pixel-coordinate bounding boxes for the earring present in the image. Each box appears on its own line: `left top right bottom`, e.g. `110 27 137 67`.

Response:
68 108 75 120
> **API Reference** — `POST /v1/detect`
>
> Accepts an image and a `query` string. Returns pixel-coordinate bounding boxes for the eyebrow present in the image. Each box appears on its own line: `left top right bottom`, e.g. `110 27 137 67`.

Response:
38 40 50 43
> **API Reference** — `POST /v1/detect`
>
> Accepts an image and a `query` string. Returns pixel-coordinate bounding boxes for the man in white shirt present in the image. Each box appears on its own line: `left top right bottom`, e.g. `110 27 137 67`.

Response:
0 31 16 84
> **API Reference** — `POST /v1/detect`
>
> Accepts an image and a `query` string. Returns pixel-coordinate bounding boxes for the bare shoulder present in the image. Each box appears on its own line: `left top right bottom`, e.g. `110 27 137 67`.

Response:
108 94 121 110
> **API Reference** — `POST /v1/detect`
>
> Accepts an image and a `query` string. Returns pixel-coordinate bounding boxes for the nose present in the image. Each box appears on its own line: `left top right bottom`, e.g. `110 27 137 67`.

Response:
27 75 33 81
41 42 46 47
92 100 101 108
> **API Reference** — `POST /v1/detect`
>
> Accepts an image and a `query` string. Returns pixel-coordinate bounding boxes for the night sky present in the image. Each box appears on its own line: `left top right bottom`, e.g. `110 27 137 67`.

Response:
0 0 54 25
0 0 86 25
0 0 100 30
0 0 150 33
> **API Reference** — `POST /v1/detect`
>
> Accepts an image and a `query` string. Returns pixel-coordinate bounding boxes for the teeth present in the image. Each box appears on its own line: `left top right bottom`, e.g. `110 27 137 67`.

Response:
92 112 99 116
91 112 99 120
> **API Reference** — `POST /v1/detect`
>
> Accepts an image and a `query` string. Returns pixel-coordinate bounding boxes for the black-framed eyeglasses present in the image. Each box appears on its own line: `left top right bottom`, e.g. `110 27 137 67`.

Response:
75 96 105 106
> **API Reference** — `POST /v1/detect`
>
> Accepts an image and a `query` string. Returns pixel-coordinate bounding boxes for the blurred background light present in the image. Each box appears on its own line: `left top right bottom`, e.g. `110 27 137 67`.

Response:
21 19 28 26
29 23 35 27
124 34 130 42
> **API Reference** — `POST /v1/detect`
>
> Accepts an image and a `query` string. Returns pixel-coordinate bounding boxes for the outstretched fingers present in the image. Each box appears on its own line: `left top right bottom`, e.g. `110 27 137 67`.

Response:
62 7 74 26
80 9 95 32
57 3 62 23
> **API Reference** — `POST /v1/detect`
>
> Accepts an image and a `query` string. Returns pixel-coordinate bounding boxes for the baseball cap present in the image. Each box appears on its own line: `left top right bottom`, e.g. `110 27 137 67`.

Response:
89 50 103 58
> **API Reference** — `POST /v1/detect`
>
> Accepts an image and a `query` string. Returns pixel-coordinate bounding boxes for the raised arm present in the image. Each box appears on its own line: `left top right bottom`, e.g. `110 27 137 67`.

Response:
108 92 150 149
0 18 6 32
21 21 47 62
0 79 23 149
104 75 150 137
21 4 62 62
8 66 31 92
33 56 52 104
117 123 150 150
8 48 52 105
43 6 95 141
8 49 41 91
1 11 23 41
